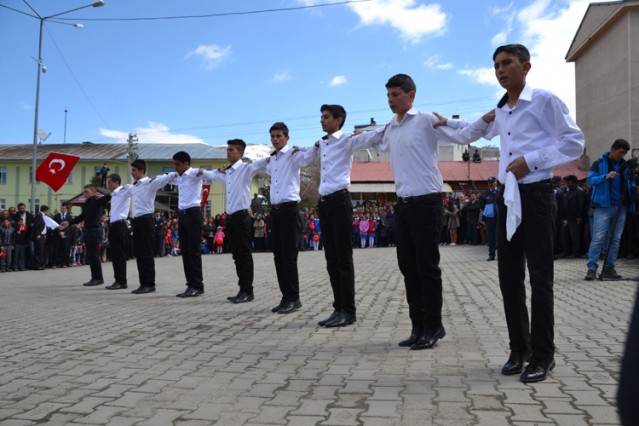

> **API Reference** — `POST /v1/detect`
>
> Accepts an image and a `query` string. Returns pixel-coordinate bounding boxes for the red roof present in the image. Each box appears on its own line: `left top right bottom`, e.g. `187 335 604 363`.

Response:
351 160 588 183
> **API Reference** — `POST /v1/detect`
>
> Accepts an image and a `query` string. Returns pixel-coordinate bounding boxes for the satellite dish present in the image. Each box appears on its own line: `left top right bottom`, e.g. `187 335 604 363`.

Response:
37 129 51 141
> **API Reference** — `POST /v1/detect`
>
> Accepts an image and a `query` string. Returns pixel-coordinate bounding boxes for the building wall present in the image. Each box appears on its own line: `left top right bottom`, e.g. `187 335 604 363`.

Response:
575 12 632 159
0 159 252 216
630 10 639 156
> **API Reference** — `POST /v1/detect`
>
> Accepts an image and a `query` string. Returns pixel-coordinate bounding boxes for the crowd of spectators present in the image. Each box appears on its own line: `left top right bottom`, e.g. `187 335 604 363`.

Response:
2 180 637 271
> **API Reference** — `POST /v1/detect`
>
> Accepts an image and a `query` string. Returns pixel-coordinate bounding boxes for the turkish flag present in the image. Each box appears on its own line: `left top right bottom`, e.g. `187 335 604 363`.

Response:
201 184 211 208
35 152 80 192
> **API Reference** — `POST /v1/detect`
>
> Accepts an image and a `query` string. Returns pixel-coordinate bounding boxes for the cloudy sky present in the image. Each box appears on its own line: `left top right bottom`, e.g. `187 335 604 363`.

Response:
1 0 592 147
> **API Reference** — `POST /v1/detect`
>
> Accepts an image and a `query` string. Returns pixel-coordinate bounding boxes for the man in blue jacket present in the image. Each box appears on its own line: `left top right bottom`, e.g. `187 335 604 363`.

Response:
585 139 636 280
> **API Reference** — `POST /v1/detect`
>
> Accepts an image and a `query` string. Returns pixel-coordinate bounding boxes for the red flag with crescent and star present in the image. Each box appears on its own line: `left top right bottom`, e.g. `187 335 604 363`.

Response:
35 152 80 192
201 184 211 208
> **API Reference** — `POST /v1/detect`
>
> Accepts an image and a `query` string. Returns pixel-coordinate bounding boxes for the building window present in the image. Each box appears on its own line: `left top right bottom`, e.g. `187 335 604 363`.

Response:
0 167 6 185
163 167 176 192
65 172 73 185
0 199 5 210
28 167 41 184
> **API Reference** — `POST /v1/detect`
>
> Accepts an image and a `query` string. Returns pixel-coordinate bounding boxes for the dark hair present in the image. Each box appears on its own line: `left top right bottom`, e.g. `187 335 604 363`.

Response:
84 184 96 190
564 174 578 182
173 151 191 164
611 138 630 151
385 73 416 93
131 159 147 172
40 205 49 212
493 44 530 62
320 104 347 129
227 139 246 152
17 202 26 208
108 174 121 184
269 122 289 137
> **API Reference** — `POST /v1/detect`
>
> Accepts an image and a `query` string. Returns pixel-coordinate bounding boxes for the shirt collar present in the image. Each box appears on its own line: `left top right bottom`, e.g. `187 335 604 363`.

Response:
229 161 242 171
273 144 291 157
326 130 343 141
497 84 533 109
392 107 417 124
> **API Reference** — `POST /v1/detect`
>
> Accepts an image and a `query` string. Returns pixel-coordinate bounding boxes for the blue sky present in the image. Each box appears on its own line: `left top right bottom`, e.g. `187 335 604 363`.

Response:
1 0 592 148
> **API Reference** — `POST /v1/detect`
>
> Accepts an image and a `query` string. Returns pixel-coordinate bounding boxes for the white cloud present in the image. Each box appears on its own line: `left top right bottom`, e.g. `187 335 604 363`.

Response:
424 55 453 71
458 0 590 116
298 0 448 44
270 71 293 82
99 122 206 144
349 0 448 44
328 75 347 87
457 67 497 86
185 44 231 70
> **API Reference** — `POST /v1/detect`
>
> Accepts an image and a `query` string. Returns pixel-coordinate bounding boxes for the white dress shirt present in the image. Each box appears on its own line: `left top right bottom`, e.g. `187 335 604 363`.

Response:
378 108 485 197
109 186 131 223
167 168 206 210
453 85 585 184
300 128 385 196
201 161 264 215
120 174 174 218
262 144 315 205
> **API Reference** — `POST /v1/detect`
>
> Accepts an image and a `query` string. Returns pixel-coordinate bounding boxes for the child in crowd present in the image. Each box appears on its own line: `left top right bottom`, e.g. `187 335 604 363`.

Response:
214 226 225 254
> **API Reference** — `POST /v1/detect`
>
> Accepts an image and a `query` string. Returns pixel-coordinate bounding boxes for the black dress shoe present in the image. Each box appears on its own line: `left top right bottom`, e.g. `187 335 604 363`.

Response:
176 287 204 298
324 312 357 328
398 327 421 347
410 326 446 350
131 286 156 294
487 256 496 261
278 300 302 314
83 279 104 286
271 298 285 313
227 292 241 302
105 282 128 290
501 350 532 375
520 358 555 383
233 292 254 303
318 311 340 327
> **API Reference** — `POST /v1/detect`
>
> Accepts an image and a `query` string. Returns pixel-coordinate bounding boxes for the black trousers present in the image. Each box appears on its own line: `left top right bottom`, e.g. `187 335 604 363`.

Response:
33 236 46 269
178 208 203 290
225 210 254 294
497 186 556 361
485 217 497 257
618 288 639 426
270 203 300 302
394 195 443 330
133 215 156 288
85 228 103 281
110 221 128 285
317 191 355 314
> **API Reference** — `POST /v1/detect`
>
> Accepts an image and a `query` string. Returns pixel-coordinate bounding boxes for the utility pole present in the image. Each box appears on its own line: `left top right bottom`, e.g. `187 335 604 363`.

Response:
63 109 68 144
127 133 139 184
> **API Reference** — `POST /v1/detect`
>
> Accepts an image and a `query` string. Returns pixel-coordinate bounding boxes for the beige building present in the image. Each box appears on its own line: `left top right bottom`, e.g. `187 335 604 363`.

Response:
566 0 639 160
0 142 264 216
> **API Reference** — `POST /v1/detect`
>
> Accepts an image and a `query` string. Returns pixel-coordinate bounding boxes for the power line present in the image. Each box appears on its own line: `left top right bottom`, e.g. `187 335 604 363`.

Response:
43 25 112 130
52 0 372 22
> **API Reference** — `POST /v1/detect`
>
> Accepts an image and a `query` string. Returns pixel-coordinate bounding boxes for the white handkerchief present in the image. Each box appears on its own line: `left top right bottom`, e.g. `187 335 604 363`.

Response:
504 171 521 241
43 215 60 230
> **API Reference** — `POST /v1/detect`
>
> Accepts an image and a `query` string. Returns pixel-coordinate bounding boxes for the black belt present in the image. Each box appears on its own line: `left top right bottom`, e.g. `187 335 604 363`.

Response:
111 219 128 225
271 201 298 210
229 209 249 217
502 179 553 193
133 213 153 220
397 193 440 204
319 189 349 203
178 206 200 215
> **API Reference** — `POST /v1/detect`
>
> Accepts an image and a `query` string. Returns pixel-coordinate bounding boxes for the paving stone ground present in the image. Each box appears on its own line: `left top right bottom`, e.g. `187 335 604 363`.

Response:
0 244 636 425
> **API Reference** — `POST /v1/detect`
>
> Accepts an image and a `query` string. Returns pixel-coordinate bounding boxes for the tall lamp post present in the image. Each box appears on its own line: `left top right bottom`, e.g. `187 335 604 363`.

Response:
28 0 105 214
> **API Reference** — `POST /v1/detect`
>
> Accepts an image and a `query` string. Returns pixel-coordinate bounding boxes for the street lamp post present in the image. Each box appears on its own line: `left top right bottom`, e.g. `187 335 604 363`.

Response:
29 0 105 214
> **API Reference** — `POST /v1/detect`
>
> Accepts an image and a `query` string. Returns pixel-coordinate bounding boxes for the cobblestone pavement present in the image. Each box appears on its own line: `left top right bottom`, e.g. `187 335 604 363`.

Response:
0 245 636 425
